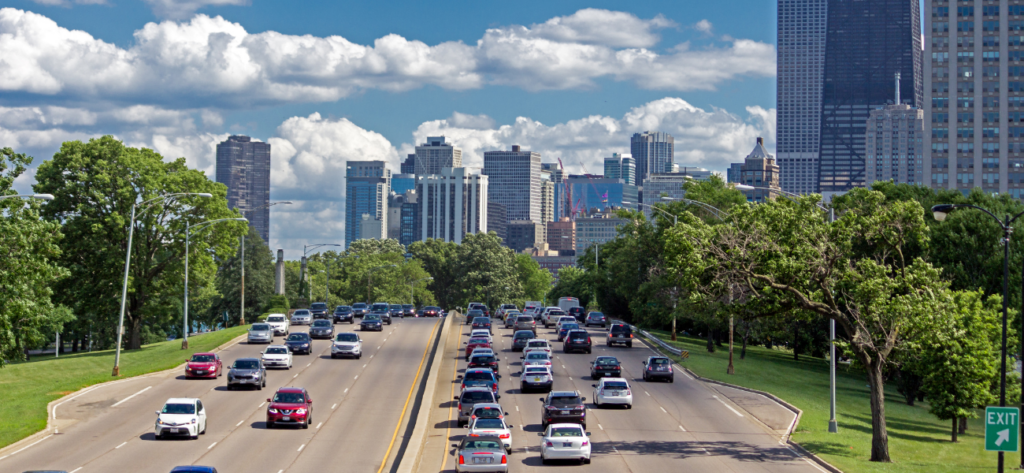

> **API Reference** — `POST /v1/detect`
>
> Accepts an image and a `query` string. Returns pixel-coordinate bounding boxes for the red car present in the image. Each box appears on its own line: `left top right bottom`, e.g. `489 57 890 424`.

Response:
465 338 492 361
185 353 222 379
266 387 313 429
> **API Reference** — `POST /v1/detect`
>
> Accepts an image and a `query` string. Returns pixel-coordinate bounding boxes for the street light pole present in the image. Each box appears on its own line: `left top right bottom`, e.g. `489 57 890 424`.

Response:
0 194 54 201
183 217 247 349
301 243 341 304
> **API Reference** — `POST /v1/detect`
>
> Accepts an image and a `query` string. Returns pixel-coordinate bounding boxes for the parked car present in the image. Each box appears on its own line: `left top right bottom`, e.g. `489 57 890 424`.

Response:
390 304 404 318
285 332 313 355
266 387 312 429
290 309 312 325
568 306 587 323
185 353 222 379
563 330 592 354
309 319 334 339
467 417 513 453
557 322 580 342
333 306 354 324
155 397 207 440
308 302 329 320
402 304 416 317
540 391 587 429
226 357 266 390
593 377 632 408
520 366 553 393
607 323 633 347
514 315 537 335
361 313 384 331
584 312 607 328
261 345 292 369
456 387 498 426
351 302 369 317
539 423 591 465
247 323 273 344
642 356 675 382
265 314 289 336
453 436 508 473
330 332 362 359
511 330 534 351
589 356 622 379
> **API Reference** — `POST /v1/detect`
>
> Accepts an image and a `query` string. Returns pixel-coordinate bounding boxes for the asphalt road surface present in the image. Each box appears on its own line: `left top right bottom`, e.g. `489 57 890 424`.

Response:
1 316 441 473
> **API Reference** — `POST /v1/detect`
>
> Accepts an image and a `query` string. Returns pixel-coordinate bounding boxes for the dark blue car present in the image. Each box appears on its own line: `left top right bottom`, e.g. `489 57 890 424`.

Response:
170 467 218 473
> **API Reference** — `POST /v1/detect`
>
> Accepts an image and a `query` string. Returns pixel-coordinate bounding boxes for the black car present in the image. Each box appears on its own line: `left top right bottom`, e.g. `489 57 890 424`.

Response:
540 391 587 429
333 306 354 324
352 302 369 317
608 323 633 347
422 306 441 317
226 357 266 390
511 330 533 351
361 314 384 331
568 306 587 322
465 309 485 325
584 312 607 328
643 356 675 382
472 316 492 334
284 332 313 355
402 304 416 317
309 302 330 320
309 319 334 339
467 353 500 372
589 356 621 379
563 330 592 354
390 304 404 318
374 310 392 325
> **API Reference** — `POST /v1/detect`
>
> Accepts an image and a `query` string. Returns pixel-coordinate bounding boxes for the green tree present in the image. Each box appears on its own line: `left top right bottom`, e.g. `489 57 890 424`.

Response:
408 238 460 309
515 254 552 306
546 266 591 308
453 233 520 309
209 227 276 326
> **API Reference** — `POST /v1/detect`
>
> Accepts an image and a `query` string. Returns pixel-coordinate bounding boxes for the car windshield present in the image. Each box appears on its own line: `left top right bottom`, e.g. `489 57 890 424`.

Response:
473 317 489 323
286 334 307 341
273 392 305 403
353 303 367 309
310 303 327 310
468 310 483 316
651 358 670 365
548 311 565 317
560 317 575 322
550 396 583 408
312 320 331 327
336 306 351 311
190 355 215 362
611 325 631 333
465 371 495 381
569 332 588 340
267 316 284 322
265 347 288 354
336 334 358 342
526 353 548 360
589 312 604 318
514 332 532 340
473 407 502 418
233 360 259 369
372 303 389 311
550 427 583 437
561 323 579 331
471 356 496 364
162 403 195 414
474 419 505 429
463 440 502 450
251 324 270 331
462 391 495 403
604 381 629 389
595 358 619 366
364 315 381 321
293 310 310 316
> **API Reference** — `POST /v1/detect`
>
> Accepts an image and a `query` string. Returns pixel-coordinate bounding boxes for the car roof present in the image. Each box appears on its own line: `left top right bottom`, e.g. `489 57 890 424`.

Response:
276 387 305 393
550 390 581 397
265 344 288 349
192 352 216 356
600 377 629 383
165 397 199 404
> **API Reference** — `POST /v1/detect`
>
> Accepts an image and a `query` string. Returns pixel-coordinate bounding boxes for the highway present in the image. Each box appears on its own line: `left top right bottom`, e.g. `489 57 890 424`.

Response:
1 316 441 473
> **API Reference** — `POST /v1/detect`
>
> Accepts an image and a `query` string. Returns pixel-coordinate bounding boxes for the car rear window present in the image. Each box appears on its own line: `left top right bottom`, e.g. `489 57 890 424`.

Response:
604 381 629 389
474 419 505 429
562 323 579 331
524 367 548 375
518 316 534 323
595 358 618 366
514 332 533 339
471 356 496 364
651 358 670 365
551 427 584 437
526 353 548 360
568 331 588 340
473 317 490 323
527 341 547 348
550 396 583 408
468 338 489 344
462 391 496 403
611 325 632 334
465 371 495 381
473 406 502 418
463 440 502 449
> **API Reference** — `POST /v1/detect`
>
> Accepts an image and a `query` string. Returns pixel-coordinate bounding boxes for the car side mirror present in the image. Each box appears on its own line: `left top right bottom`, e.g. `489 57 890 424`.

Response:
592 384 597 388
496 358 500 362
642 361 647 365
581 397 586 401
266 398 272 402
587 432 592 436
155 411 161 416
505 412 510 416
539 398 544 402
451 443 458 448
308 399 312 403
454 396 460 401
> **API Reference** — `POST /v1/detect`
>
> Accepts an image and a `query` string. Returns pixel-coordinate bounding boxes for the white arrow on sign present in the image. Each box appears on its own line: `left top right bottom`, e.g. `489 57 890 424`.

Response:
997 429 1011 446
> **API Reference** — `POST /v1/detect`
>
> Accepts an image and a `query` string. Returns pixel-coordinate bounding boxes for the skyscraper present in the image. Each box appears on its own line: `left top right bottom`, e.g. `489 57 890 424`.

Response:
817 0 922 194
414 136 462 176
401 154 416 174
216 135 271 242
865 92 923 186
416 168 487 243
483 145 542 222
604 153 636 186
737 137 782 203
345 161 390 248
776 0 827 194
631 131 674 183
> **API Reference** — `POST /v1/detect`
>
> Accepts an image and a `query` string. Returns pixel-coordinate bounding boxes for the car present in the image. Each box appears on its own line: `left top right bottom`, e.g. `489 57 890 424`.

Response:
330 332 362 359
422 306 441 317
284 332 313 355
497 304 517 319
557 322 580 342
352 302 369 317
266 387 313 429
470 329 493 343
465 337 492 361
539 423 591 465
555 316 577 332
606 319 625 331
155 398 207 440
642 356 675 382
541 308 568 328
333 306 354 324
290 309 312 325
371 306 393 325
523 301 542 314
185 353 222 379
563 330 592 354
226 357 266 390
469 348 495 359
456 387 498 426
247 323 273 344
261 345 293 369
467 418 513 453
568 306 587 323
468 302 491 318
309 302 329 320
309 319 334 339
593 377 632 408
265 314 290 336
371 302 390 314
504 314 518 329
390 304 404 318
522 351 552 369
469 402 508 422
511 330 534 351
361 313 384 331
514 315 537 335
608 323 633 347
520 366 553 393
540 391 587 429
403 304 417 317
589 356 622 379
169 467 218 473
468 352 500 372
465 309 485 325
524 339 551 355
471 317 493 334
584 312 607 328
557 297 580 312
453 436 508 473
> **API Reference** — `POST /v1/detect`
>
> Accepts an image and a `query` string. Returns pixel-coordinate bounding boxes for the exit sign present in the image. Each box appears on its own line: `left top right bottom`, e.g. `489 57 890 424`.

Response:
985 406 1020 452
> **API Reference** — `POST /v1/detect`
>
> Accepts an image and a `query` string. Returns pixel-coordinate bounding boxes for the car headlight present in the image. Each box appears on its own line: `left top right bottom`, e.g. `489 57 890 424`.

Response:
158 419 168 425
296 408 307 415
268 408 278 414
191 418 197 424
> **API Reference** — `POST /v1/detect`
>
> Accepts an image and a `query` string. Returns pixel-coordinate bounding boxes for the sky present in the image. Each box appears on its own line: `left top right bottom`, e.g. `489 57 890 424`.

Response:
1 0 779 258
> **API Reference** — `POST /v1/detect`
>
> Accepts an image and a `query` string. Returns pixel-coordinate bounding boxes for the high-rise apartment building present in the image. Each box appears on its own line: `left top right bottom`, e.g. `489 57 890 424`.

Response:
488 202 508 243
216 135 271 242
506 220 543 252
777 0 827 194
865 94 924 186
818 0 922 194
642 169 712 214
575 208 628 254
345 161 390 248
631 132 675 183
483 145 542 222
547 218 576 252
541 163 564 220
415 168 487 243
925 0 1024 196
401 154 416 174
604 153 636 186
737 137 782 203
414 136 462 176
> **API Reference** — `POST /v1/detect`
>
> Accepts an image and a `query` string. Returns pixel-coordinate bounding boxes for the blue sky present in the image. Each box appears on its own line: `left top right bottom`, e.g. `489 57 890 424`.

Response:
1 0 780 254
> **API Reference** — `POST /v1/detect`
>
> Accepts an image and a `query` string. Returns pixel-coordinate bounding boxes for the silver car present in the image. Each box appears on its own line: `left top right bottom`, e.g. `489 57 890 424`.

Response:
290 309 312 325
457 387 497 427
453 436 508 473
226 358 266 390
247 323 273 344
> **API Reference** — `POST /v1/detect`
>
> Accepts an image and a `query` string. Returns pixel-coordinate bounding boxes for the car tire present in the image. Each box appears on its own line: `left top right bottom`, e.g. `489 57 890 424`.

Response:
226 384 233 391
584 457 591 464
267 421 274 429
669 376 675 383
155 432 163 440
191 432 199 440
627 342 633 348
541 456 549 465
303 419 309 429
627 404 632 409
201 423 206 435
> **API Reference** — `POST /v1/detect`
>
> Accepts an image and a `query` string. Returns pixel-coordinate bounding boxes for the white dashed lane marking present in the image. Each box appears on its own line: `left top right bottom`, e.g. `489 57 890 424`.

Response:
115 442 127 449
207 442 217 450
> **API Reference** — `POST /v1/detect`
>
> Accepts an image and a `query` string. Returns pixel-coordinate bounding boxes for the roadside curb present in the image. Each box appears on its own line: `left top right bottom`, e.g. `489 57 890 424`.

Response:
0 329 248 458
396 312 456 473
634 330 843 473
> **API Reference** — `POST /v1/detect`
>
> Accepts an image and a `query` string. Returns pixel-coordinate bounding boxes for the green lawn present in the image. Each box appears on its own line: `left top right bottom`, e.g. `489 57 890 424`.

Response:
0 326 248 449
644 329 995 473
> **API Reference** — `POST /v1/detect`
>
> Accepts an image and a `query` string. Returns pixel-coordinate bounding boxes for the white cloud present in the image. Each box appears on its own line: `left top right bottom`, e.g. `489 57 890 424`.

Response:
446 112 496 130
524 8 676 48
144 0 249 20
29 0 107 6
694 19 713 34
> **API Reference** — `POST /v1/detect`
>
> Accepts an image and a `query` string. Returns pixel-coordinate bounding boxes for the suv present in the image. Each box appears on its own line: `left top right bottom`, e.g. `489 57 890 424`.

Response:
608 324 633 347
422 306 441 317
309 302 329 320
351 302 369 318
472 317 493 334
541 308 567 328
584 312 607 328
461 368 500 396
333 306 354 324
285 332 313 355
290 309 312 326
309 319 334 339
498 304 518 319
568 307 586 322
514 315 537 335
226 357 266 390
468 352 500 372
642 356 675 382
563 330 592 354
539 391 587 429
504 314 519 329
456 387 498 426
465 309 485 325
589 356 622 379
390 304 404 318
330 332 362 359
511 330 534 351
468 303 491 317
265 314 290 336
266 387 312 429
402 304 416 317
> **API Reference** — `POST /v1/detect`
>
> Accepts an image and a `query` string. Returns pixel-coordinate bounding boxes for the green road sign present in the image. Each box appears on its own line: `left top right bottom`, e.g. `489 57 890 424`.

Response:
985 406 1020 452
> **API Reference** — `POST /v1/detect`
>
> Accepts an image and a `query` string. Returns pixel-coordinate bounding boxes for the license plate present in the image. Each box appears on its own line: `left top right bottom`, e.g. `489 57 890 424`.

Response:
533 377 542 382
563 442 573 447
282 416 290 421
170 428 180 433
473 457 493 464
196 371 206 374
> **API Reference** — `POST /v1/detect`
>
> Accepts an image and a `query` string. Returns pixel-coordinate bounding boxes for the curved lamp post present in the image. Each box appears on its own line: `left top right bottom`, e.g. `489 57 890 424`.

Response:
182 217 247 349
236 201 291 325
0 193 54 201
112 193 213 376
368 264 397 303
301 243 342 303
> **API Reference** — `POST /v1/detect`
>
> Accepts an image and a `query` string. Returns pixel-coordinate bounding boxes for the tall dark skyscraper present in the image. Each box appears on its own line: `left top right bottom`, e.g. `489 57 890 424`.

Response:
631 131 674 184
216 135 271 242
817 0 922 194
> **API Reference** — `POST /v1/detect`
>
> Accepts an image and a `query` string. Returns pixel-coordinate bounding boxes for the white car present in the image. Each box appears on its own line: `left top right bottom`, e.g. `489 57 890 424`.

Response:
592 377 633 408
265 314 290 336
290 309 312 325
540 423 591 464
468 417 514 452
539 307 563 327
522 351 552 369
331 332 362 359
470 329 493 343
556 316 577 331
524 339 551 355
155 398 207 440
470 348 495 359
261 345 293 369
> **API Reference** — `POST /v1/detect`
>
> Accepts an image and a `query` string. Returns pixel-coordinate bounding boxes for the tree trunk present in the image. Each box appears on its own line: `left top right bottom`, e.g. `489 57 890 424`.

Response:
958 417 968 434
792 322 800 361
706 327 715 353
72 337 80 353
671 316 677 341
741 327 749 360
866 361 891 462
129 318 142 350
951 417 958 442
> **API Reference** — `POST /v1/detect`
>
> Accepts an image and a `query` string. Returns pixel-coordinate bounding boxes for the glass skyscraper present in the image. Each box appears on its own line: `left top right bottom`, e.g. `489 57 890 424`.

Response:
482 145 542 222
345 161 390 248
630 131 674 183
216 135 271 243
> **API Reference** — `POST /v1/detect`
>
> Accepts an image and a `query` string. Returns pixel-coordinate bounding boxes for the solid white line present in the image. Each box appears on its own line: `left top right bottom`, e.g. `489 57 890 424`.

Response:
316 422 323 429
207 442 217 449
660 406 668 413
712 395 745 417
115 441 127 449
4 434 53 458
111 386 152 407
69 468 82 473
332 403 338 409
680 370 694 380
298 444 305 452
598 424 604 430
679 425 686 432
236 420 244 427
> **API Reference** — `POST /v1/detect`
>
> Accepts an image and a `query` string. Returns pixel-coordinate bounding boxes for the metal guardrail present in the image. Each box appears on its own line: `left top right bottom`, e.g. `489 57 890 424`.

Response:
636 327 690 359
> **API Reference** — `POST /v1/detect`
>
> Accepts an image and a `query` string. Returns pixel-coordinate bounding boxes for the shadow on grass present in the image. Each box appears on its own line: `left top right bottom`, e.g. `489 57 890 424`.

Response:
588 439 801 463
841 414 948 443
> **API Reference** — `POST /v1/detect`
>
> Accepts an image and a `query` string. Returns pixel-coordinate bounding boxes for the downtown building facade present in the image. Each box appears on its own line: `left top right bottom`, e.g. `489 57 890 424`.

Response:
216 135 271 242
565 176 639 214
603 153 636 185
864 101 924 186
414 136 463 175
737 137 783 203
482 145 542 222
415 168 488 244
345 161 390 248
631 131 674 183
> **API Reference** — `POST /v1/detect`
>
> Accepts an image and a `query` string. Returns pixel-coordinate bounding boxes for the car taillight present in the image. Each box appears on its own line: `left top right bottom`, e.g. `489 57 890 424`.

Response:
582 441 589 447
500 433 510 439
493 383 498 391
545 441 554 447
587 337 591 344
626 390 631 395
501 454 507 464
458 402 462 410
459 455 465 465
461 383 466 390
